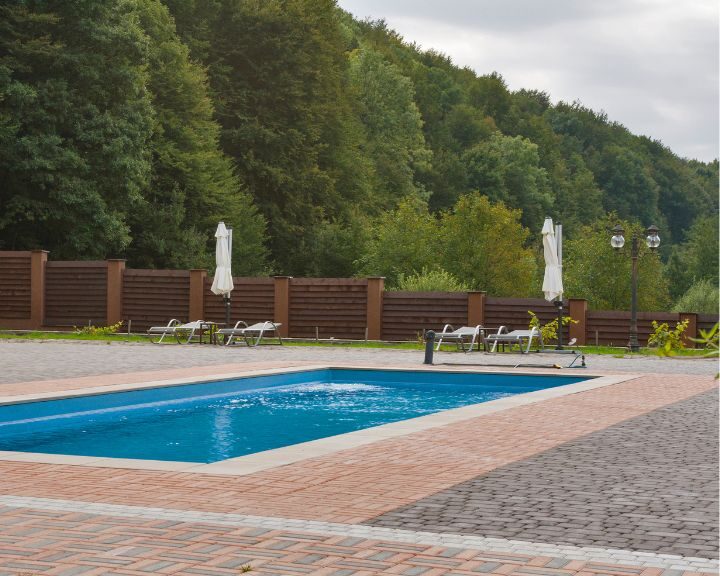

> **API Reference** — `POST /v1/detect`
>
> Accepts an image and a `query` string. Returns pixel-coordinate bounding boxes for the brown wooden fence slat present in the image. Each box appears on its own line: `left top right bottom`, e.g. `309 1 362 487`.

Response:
45 262 107 326
289 279 368 339
122 269 190 331
585 310 690 346
382 291 468 341
0 255 31 319
203 277 275 325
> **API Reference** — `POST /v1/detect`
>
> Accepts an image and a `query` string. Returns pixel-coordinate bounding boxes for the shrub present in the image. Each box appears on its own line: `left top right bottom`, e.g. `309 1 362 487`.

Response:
74 321 124 336
692 322 719 351
647 319 689 353
528 310 577 345
672 278 719 314
393 267 470 292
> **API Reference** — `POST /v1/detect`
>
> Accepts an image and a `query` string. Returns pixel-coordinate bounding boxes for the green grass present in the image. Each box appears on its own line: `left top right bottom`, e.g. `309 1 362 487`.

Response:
0 330 148 343
0 330 711 356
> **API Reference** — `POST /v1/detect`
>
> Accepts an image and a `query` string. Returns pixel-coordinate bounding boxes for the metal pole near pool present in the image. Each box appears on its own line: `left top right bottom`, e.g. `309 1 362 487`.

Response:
225 226 233 327
424 331 436 364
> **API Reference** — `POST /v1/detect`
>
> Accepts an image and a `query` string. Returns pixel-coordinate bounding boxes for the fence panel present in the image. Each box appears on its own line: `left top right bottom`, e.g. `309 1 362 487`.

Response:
697 314 719 335
382 292 467 341
485 297 556 330
0 252 31 320
289 279 368 339
586 310 678 346
485 297 571 342
44 262 107 327
204 277 275 325
122 269 189 331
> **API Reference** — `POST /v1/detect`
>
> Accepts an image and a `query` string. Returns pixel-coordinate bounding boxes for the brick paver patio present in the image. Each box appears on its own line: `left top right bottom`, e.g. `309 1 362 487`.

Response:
0 341 717 575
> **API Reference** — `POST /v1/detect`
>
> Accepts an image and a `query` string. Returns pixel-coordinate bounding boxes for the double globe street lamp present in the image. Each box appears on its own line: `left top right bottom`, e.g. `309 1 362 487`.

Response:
610 224 661 352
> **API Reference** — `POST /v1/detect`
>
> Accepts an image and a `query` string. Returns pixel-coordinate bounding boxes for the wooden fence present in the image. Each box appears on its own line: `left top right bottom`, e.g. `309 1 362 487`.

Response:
382 292 468 341
0 251 717 346
122 269 190 332
45 261 107 327
0 251 31 322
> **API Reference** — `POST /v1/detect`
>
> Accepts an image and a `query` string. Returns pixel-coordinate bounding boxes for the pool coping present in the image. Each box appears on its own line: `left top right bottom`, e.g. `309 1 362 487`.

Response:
0 364 640 475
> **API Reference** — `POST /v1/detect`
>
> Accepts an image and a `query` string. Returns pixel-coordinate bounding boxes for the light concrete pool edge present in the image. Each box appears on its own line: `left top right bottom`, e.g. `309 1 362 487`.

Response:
0 365 639 475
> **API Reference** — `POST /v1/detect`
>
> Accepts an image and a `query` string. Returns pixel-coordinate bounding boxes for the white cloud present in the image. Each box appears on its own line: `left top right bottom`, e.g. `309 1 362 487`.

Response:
338 0 719 161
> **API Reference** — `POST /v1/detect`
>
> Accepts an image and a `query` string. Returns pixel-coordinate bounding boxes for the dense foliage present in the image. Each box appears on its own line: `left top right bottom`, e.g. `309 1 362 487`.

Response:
1 0 717 310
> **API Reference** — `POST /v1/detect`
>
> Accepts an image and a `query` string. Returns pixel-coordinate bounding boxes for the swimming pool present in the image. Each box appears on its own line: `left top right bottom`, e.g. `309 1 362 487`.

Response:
0 369 588 463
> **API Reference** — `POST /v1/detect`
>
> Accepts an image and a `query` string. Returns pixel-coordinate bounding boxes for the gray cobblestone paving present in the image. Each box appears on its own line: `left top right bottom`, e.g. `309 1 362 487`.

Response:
0 340 716 384
367 389 719 559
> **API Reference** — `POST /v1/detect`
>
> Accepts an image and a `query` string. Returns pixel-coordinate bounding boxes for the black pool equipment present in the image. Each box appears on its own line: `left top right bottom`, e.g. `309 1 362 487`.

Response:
424 330 436 365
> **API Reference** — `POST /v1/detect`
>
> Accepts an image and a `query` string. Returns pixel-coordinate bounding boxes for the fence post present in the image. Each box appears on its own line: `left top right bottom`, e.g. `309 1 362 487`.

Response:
679 312 698 348
467 291 486 327
568 298 587 345
366 277 385 340
274 276 291 338
30 250 48 329
189 269 207 322
106 259 126 327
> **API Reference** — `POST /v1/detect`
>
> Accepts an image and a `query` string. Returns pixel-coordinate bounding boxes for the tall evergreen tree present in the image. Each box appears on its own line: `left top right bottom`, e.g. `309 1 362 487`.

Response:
348 48 431 209
128 0 268 272
197 0 365 274
0 0 153 257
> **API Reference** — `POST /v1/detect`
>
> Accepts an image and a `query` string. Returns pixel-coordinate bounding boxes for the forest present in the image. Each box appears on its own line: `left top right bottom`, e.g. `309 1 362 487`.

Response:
0 0 717 312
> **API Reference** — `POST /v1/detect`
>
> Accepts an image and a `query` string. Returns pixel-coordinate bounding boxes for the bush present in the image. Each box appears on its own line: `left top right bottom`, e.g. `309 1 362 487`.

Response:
527 310 577 345
393 267 470 292
692 322 719 357
647 319 689 353
672 278 719 314
74 321 124 336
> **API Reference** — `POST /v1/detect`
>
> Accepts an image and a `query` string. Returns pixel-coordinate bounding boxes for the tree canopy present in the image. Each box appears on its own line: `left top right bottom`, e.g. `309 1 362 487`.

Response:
0 0 716 311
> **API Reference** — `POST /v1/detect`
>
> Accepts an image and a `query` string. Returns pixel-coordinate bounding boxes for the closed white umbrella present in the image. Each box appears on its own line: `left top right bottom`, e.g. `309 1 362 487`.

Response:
541 217 563 302
211 222 233 326
211 221 233 296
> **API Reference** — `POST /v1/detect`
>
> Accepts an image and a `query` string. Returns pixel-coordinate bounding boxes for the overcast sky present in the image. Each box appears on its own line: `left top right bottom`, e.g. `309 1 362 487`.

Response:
337 0 719 162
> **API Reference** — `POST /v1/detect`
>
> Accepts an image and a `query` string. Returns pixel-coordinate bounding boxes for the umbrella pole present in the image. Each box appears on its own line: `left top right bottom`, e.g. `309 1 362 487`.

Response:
555 298 563 350
224 295 231 327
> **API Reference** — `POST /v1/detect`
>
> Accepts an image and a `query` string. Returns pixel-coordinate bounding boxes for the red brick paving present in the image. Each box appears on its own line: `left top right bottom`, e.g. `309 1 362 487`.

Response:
0 507 713 576
0 370 714 524
0 364 716 575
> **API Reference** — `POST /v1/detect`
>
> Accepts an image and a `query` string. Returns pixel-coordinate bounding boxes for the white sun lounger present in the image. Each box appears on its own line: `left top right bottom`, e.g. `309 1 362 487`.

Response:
435 325 484 352
216 321 283 347
147 319 205 344
484 327 542 354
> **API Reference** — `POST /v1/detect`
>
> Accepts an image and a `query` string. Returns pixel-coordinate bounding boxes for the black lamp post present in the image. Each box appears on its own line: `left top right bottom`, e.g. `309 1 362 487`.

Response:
610 224 660 352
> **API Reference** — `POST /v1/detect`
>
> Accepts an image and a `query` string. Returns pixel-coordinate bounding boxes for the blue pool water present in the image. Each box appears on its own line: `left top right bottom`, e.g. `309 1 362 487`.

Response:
0 369 588 463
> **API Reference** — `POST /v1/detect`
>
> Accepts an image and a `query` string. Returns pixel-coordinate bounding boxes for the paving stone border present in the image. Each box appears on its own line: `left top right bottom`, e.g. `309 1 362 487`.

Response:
0 496 717 572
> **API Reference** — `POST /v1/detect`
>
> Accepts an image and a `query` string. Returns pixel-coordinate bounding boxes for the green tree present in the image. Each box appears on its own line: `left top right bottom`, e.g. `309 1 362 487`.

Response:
463 133 552 229
440 193 538 296
301 213 369 277
564 216 671 310
672 279 719 315
665 214 719 299
358 198 439 285
593 145 661 225
348 48 431 208
0 0 153 257
201 0 365 274
393 267 470 292
127 0 268 272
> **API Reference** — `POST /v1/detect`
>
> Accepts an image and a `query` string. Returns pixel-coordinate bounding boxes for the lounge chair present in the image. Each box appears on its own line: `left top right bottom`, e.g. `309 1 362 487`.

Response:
435 325 484 352
147 319 205 344
216 321 283 347
484 326 543 354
